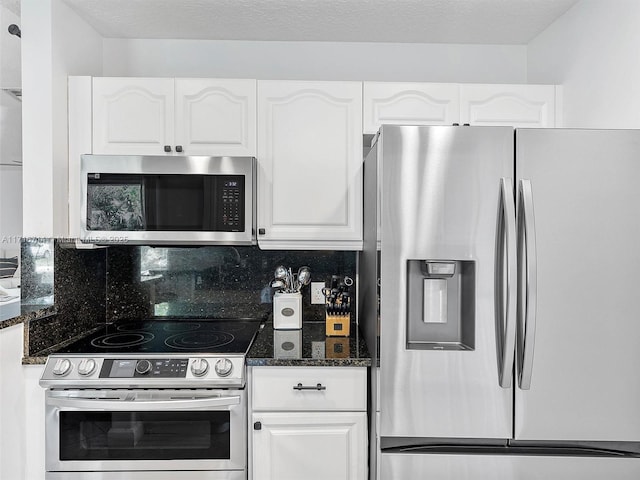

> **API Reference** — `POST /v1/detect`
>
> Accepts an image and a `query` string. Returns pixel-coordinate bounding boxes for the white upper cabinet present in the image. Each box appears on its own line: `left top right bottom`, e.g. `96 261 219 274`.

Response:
93 77 174 155
175 78 256 156
363 83 559 133
460 84 558 127
92 77 256 156
363 82 460 133
257 80 363 250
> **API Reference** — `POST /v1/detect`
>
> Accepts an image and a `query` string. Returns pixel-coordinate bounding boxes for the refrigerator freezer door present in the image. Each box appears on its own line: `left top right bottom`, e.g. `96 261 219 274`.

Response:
381 453 640 480
515 129 640 442
379 125 514 439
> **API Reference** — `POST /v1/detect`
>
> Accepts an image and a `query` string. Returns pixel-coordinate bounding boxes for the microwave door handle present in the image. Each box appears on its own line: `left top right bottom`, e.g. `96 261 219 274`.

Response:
495 178 517 388
517 179 537 390
47 394 241 411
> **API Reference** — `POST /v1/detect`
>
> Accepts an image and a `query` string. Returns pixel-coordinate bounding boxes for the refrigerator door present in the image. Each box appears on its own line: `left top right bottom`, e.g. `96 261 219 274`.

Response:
379 125 514 438
381 453 640 480
515 129 640 442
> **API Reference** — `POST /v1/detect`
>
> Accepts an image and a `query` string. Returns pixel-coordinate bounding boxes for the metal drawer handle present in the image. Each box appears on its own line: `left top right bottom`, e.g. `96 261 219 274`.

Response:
293 383 326 391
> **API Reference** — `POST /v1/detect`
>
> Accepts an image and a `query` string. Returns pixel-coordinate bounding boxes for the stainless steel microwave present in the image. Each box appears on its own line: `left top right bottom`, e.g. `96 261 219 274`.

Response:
80 155 256 245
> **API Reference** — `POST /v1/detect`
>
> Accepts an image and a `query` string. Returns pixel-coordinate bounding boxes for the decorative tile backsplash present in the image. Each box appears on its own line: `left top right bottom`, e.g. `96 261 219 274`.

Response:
22 239 356 354
22 239 107 354
107 245 356 322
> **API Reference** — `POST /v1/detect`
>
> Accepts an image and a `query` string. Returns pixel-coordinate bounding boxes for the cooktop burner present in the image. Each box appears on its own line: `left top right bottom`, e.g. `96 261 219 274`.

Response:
56 319 262 355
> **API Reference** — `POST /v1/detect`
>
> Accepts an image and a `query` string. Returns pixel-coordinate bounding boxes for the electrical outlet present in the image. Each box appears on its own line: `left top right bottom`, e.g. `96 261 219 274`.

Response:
311 282 326 305
311 341 325 359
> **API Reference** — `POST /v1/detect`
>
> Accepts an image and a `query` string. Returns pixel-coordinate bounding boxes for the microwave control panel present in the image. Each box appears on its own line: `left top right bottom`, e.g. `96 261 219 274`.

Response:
219 177 244 231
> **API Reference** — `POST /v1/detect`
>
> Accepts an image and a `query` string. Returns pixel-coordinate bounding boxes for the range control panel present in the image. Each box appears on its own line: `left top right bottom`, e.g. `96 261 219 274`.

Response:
40 355 246 389
100 358 189 378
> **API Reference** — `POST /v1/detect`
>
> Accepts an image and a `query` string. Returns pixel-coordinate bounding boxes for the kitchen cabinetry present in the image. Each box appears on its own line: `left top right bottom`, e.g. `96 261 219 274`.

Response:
363 82 460 133
250 366 367 480
256 81 363 250
364 82 559 133
92 77 256 156
460 84 558 127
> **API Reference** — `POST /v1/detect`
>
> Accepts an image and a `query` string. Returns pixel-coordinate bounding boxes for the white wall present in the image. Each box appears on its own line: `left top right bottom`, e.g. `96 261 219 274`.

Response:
527 0 640 128
103 39 528 83
0 6 22 249
21 0 103 237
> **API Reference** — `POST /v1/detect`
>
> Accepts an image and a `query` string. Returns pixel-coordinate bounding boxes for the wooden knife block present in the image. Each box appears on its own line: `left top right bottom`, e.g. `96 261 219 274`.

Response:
325 313 350 337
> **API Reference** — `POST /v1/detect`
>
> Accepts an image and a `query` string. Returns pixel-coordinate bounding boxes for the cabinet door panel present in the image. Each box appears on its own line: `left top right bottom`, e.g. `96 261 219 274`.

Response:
460 84 556 127
364 82 460 133
252 367 366 411
93 77 174 154
257 81 362 250
252 412 367 480
175 78 256 156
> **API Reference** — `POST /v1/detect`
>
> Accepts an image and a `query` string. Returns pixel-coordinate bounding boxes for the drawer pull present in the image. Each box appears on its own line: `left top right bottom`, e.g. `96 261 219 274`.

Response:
293 383 326 391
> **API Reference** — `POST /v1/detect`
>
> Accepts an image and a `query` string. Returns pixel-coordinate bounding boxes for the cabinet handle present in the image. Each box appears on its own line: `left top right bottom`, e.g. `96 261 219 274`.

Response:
253 421 262 430
175 145 183 153
164 145 172 153
293 383 326 391
258 228 266 235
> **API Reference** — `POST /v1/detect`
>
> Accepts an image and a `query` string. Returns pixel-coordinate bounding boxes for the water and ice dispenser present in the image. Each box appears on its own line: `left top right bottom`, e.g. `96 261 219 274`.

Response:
406 260 475 351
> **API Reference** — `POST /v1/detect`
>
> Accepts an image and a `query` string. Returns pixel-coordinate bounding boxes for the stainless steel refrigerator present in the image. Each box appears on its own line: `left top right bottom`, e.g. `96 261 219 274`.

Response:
360 126 640 479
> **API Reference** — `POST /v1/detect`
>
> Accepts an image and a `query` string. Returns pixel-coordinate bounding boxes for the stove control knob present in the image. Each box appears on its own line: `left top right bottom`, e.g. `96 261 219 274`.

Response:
78 358 97 376
135 359 152 375
52 358 72 377
214 358 233 378
191 358 209 377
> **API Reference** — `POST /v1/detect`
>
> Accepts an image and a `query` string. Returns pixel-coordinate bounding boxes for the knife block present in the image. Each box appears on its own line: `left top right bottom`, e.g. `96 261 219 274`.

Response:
325 313 350 337
326 337 350 358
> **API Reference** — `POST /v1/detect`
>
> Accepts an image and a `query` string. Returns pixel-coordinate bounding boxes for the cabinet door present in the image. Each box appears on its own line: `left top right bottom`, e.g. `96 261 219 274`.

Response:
93 77 175 154
257 81 363 250
252 411 367 480
363 82 460 133
175 78 256 156
460 84 557 127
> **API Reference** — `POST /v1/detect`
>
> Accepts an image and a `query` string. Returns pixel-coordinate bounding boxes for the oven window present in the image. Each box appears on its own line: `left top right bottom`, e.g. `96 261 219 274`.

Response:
59 411 231 460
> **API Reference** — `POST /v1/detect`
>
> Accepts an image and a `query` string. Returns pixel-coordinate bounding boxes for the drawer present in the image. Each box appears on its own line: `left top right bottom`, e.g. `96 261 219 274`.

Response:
251 366 366 411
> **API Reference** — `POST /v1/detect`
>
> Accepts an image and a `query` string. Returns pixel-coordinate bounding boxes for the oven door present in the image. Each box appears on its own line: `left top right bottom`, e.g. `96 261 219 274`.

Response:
45 389 246 474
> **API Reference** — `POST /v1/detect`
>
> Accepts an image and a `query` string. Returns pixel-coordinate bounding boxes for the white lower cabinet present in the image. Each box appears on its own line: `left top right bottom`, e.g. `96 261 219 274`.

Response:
250 366 367 480
252 411 367 480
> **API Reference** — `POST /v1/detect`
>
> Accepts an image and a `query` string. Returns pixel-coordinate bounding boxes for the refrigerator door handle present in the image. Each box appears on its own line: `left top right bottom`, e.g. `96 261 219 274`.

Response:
517 179 538 390
495 178 517 388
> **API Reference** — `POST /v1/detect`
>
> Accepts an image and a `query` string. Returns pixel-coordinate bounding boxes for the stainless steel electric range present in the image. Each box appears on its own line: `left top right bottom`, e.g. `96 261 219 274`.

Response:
39 318 263 480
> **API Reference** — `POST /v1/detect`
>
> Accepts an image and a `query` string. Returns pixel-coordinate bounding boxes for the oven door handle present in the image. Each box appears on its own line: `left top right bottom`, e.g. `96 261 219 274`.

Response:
47 394 241 411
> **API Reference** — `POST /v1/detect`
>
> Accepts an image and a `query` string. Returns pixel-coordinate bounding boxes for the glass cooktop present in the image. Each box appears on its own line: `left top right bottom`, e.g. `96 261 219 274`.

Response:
55 319 262 355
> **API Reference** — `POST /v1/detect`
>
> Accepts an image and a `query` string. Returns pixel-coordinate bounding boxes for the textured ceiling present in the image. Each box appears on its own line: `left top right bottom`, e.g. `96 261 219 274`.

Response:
52 0 579 44
1 0 580 44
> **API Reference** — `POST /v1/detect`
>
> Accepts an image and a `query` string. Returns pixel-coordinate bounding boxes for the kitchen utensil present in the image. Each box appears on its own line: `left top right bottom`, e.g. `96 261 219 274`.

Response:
274 265 288 281
296 266 311 291
271 280 286 289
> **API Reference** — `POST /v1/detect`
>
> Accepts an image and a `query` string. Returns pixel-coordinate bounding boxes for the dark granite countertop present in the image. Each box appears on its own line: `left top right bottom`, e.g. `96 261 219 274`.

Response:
247 320 371 367
0 304 56 331
19 317 373 367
